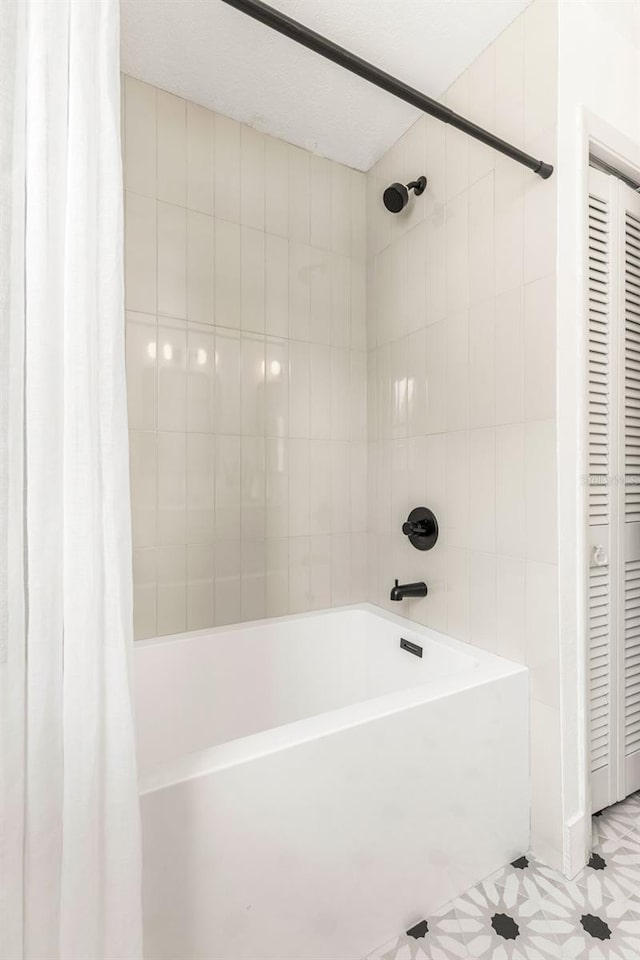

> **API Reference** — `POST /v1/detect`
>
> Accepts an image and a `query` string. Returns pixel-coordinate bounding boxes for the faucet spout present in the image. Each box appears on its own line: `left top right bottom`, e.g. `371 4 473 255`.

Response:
390 579 428 601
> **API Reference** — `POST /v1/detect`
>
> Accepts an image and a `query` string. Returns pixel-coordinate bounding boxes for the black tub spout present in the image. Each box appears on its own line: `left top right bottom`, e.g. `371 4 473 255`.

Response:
390 579 428 601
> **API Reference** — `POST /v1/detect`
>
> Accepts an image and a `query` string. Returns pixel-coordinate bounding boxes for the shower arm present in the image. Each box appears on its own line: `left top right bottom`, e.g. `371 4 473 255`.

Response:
220 0 553 180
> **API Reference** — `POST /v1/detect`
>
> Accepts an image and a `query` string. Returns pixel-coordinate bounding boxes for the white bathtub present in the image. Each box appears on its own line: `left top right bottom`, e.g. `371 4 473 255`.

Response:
135 604 529 960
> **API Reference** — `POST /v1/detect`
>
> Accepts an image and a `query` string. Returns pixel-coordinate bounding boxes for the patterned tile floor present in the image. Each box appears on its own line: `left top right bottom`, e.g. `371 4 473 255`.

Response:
365 792 639 960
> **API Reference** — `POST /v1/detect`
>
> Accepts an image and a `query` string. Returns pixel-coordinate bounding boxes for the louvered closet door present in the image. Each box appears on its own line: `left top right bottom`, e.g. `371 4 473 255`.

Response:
588 166 640 813
620 179 640 798
588 167 617 813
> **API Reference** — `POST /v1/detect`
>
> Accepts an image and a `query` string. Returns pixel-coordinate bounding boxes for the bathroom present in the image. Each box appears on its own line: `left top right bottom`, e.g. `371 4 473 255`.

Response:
2 1 639 958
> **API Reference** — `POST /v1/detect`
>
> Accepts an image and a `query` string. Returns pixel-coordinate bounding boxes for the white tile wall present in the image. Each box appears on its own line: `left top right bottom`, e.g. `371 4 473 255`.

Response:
124 77 367 638
365 0 560 865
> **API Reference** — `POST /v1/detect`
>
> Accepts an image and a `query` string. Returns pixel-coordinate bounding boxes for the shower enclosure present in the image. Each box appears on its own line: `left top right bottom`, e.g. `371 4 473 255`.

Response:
120 0 561 954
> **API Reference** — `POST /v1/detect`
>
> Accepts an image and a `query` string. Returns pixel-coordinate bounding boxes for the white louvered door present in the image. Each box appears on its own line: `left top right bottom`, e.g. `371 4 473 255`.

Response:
620 187 640 799
587 165 640 812
588 167 617 812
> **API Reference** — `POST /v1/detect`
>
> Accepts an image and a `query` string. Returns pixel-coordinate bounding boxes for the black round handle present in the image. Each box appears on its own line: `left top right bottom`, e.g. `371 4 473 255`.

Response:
402 520 423 536
402 507 438 551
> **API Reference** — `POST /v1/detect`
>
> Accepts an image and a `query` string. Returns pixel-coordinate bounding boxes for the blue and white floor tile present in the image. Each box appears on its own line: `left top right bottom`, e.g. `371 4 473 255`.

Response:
365 792 639 960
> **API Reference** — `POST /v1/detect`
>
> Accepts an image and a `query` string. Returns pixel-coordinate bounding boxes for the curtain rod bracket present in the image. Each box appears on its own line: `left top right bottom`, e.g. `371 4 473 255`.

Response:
535 161 554 180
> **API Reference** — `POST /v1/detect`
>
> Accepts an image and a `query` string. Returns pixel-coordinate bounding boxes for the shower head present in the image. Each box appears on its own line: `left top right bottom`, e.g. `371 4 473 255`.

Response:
383 176 427 213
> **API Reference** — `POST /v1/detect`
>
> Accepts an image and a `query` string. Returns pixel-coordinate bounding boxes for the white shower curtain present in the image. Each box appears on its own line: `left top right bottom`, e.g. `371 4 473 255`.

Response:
0 1 143 958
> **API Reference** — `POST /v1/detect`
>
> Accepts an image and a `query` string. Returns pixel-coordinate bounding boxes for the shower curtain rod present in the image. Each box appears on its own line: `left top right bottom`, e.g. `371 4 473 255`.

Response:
220 0 553 180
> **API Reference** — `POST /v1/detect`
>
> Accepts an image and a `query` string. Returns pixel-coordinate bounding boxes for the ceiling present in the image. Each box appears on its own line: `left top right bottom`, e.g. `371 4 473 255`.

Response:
120 0 531 171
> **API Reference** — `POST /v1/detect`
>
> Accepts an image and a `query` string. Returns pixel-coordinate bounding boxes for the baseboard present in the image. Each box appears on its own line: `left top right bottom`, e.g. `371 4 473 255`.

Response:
531 838 564 874
564 810 591 879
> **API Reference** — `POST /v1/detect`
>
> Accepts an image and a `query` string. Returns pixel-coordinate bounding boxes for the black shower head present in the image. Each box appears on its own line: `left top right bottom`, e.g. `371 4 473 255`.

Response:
383 175 427 213
383 182 408 213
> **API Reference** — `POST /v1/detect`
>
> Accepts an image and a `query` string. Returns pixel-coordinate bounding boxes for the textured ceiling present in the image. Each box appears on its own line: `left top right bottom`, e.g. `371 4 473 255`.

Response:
120 0 531 171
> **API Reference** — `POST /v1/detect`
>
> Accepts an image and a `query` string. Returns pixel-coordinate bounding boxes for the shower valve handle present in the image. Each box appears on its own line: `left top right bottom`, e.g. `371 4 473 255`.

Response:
402 519 428 536
402 507 439 551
